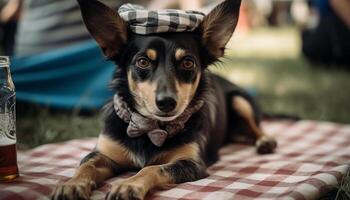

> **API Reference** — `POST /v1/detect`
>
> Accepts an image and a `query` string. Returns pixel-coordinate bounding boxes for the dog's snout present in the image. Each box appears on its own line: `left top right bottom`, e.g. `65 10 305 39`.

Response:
156 95 177 112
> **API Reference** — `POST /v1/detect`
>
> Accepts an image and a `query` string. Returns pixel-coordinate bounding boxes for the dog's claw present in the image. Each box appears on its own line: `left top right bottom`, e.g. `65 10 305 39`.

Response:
51 180 93 200
106 182 145 200
256 136 277 154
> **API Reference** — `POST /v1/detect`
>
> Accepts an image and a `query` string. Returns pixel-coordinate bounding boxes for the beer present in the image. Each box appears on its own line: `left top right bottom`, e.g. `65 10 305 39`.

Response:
0 56 18 181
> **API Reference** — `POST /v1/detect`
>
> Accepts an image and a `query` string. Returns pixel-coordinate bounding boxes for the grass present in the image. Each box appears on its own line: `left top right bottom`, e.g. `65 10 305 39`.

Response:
214 56 350 123
319 169 350 200
213 27 350 123
336 170 350 200
16 105 102 149
15 26 350 199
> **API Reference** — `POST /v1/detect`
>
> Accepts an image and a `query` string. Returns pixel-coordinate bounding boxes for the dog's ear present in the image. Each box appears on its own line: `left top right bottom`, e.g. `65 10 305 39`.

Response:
77 0 127 58
199 0 241 59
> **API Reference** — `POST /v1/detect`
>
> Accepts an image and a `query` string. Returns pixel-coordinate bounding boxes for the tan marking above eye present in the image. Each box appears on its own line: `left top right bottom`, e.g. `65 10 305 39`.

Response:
146 49 157 61
175 48 186 61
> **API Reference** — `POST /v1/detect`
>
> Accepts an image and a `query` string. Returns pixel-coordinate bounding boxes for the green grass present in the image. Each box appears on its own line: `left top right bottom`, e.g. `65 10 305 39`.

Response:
213 27 350 123
319 169 350 200
213 56 350 123
17 105 102 149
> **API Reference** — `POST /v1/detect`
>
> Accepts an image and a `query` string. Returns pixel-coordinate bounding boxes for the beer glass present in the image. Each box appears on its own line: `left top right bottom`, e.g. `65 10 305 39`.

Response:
0 56 18 181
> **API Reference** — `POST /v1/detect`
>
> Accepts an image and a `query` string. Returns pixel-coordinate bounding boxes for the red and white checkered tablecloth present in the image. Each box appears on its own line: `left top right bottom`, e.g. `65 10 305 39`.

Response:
1 120 350 200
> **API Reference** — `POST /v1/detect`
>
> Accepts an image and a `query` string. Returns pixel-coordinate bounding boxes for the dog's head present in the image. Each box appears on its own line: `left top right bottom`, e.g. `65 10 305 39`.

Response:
78 0 241 121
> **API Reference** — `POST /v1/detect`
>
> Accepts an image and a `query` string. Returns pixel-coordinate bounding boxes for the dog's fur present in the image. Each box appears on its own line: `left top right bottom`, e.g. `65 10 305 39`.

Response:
52 0 277 199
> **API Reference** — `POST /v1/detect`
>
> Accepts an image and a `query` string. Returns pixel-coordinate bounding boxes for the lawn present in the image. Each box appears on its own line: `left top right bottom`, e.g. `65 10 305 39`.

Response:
17 27 350 149
214 27 350 124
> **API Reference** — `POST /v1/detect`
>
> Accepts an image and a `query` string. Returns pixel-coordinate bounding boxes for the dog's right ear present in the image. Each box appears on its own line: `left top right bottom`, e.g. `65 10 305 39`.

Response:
77 0 127 58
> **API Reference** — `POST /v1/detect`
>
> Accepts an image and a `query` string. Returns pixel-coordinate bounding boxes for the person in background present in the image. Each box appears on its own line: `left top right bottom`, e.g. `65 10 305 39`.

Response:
298 0 350 66
0 0 21 55
14 0 142 57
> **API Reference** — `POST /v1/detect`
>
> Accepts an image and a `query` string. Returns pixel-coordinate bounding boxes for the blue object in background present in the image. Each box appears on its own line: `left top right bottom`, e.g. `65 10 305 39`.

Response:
11 41 115 110
312 0 332 16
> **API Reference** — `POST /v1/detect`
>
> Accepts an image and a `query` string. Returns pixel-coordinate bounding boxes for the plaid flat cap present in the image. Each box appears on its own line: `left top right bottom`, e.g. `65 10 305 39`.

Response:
118 4 205 35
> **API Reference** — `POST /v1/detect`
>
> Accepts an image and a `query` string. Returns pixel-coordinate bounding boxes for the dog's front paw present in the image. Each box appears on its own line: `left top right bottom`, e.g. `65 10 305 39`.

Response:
106 182 146 200
256 136 277 154
51 179 95 200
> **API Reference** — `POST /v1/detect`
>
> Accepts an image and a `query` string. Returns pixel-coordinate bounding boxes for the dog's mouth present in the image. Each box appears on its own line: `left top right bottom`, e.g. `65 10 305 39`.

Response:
153 112 179 121
156 113 174 117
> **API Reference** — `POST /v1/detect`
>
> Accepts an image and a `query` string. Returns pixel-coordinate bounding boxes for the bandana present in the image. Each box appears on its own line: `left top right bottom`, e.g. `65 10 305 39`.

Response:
118 4 205 35
113 95 204 147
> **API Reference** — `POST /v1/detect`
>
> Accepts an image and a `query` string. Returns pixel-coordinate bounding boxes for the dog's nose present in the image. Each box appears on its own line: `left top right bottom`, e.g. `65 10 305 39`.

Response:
156 95 177 112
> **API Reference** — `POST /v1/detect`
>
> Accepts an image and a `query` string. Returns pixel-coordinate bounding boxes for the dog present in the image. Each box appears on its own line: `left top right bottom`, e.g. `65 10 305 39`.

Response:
52 0 277 199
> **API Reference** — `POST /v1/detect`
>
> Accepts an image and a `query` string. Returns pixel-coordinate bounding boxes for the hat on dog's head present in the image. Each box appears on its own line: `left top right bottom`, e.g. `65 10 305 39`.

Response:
118 4 205 35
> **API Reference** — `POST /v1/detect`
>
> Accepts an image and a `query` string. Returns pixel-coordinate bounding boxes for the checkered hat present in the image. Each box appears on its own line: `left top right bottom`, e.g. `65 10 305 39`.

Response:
118 4 205 35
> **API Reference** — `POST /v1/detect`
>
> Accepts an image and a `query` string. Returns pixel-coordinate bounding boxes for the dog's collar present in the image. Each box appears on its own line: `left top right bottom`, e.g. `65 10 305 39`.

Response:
113 95 204 147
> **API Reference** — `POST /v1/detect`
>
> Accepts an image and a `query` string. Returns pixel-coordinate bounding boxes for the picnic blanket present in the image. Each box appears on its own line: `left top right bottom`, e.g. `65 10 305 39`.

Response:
1 120 349 200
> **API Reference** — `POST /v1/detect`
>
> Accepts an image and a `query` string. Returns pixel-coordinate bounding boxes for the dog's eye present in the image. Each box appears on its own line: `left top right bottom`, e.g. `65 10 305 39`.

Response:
182 58 195 70
136 58 151 69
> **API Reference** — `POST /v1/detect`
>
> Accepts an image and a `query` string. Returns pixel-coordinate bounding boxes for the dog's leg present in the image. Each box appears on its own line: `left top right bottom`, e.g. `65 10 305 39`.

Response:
105 143 208 200
51 152 119 200
231 96 277 154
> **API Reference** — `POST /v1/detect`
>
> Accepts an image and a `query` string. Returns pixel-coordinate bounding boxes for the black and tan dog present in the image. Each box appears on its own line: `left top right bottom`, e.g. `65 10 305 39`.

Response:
52 0 277 199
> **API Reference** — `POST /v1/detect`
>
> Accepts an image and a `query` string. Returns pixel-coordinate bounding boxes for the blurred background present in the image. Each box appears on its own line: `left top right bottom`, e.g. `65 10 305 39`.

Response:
0 0 349 149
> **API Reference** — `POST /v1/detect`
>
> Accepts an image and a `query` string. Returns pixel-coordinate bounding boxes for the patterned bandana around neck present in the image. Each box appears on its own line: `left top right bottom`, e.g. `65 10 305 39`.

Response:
113 95 204 147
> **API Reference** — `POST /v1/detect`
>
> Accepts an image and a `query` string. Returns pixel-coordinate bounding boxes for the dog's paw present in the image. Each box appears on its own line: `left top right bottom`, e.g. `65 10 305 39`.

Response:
105 181 146 200
51 180 95 200
256 136 277 154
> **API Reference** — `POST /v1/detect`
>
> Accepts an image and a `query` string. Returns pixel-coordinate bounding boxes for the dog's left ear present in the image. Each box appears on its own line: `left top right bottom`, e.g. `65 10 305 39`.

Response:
199 0 241 59
77 0 127 59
